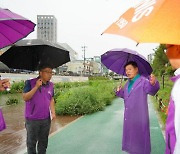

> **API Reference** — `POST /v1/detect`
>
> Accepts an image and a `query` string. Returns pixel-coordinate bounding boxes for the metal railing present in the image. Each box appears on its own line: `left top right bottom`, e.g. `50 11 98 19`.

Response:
155 94 168 113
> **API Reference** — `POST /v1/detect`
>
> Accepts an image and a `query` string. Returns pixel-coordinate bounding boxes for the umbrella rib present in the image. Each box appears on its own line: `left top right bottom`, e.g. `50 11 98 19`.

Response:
0 23 34 49
1 21 32 37
0 40 71 71
133 56 152 76
0 30 12 44
135 56 147 75
107 52 127 74
0 8 34 29
102 49 152 77
105 52 123 69
117 53 129 75
101 51 121 62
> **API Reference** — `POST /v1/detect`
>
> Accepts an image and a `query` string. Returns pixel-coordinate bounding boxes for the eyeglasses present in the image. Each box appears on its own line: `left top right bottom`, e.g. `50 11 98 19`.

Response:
42 70 55 75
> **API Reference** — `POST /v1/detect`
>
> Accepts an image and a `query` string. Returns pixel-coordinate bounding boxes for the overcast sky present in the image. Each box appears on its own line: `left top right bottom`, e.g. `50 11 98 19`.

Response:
1 0 159 59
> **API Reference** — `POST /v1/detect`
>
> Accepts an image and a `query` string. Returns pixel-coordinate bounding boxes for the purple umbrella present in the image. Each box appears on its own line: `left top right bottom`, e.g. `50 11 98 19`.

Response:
101 48 152 77
0 8 35 49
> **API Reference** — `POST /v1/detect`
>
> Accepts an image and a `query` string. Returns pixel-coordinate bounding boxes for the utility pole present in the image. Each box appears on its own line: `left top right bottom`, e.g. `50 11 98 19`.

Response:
81 45 87 75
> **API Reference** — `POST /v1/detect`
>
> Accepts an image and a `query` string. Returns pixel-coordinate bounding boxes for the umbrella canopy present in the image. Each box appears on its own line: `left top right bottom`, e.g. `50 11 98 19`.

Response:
0 62 9 72
102 0 180 45
0 39 70 71
101 48 152 77
0 8 35 49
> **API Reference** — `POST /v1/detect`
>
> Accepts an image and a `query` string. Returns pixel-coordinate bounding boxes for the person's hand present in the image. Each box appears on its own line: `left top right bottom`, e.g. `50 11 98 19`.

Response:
149 74 156 86
51 113 56 120
116 85 122 92
35 79 42 88
0 78 10 91
52 113 56 120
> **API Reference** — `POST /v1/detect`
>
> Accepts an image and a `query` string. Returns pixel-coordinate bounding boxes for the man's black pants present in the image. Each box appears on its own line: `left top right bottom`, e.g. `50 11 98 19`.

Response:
25 118 51 154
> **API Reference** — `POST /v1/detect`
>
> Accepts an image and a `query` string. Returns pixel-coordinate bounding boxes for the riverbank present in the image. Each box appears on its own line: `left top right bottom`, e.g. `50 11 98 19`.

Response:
0 73 88 83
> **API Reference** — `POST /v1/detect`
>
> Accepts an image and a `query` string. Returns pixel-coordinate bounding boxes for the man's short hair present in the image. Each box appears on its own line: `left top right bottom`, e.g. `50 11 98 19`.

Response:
124 61 138 68
37 63 53 71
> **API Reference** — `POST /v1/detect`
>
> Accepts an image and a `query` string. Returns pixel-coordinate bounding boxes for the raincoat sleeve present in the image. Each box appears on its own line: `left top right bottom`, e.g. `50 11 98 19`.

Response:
115 88 124 98
0 108 6 131
144 78 160 96
172 79 180 154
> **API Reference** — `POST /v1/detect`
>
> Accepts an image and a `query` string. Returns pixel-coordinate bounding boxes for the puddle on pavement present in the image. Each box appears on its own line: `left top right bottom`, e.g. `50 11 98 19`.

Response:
0 93 80 154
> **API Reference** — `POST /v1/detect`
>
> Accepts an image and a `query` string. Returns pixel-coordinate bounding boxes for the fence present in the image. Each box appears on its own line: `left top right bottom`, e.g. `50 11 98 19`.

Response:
155 94 168 113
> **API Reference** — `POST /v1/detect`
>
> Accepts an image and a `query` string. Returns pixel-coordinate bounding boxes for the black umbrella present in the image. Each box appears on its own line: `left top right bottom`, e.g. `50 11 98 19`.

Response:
0 39 70 71
0 62 9 72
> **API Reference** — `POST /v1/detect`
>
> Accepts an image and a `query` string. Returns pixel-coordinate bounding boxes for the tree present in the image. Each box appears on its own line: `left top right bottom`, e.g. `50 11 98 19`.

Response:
152 44 173 76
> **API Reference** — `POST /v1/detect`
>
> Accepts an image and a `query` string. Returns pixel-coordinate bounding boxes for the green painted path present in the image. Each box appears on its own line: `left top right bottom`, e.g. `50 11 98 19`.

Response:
47 98 165 154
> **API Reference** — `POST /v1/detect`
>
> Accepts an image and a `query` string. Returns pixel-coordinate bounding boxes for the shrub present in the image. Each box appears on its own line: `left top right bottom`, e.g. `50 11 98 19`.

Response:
6 98 19 105
10 81 25 93
56 87 106 115
55 80 117 115
54 82 88 91
88 76 109 80
91 81 115 106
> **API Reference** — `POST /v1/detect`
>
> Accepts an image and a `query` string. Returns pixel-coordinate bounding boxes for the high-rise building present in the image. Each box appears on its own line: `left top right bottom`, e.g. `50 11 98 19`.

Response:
37 15 57 42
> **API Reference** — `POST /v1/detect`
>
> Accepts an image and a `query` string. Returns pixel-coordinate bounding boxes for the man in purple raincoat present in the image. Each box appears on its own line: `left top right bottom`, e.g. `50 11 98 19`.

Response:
165 45 180 154
0 78 10 131
116 61 160 154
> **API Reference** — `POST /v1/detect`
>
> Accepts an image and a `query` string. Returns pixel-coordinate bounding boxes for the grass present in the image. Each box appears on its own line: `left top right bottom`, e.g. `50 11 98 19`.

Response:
152 76 173 124
55 80 118 115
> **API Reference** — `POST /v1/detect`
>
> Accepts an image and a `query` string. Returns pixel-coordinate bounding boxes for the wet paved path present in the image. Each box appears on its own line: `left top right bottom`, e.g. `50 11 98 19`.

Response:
46 97 165 154
0 97 79 154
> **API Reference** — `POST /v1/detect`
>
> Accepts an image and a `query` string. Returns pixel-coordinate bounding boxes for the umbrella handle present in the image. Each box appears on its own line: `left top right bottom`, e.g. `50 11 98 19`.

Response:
114 75 123 93
114 75 123 92
119 75 123 86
